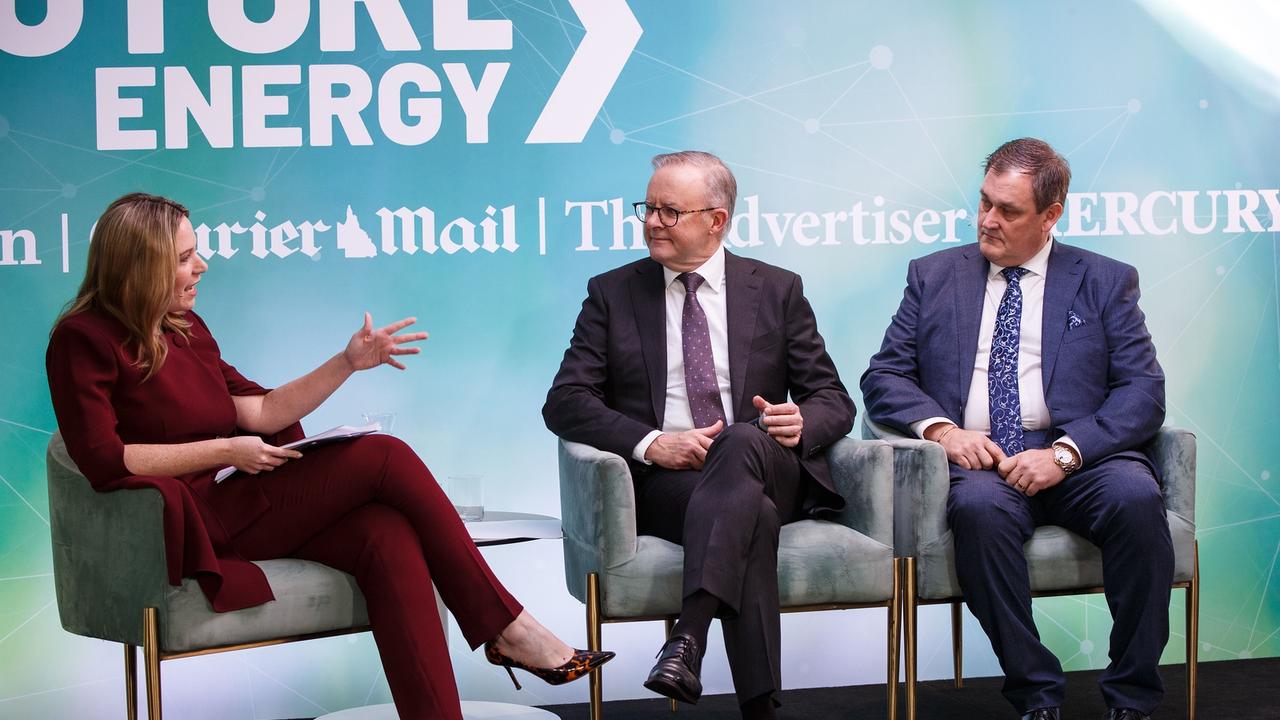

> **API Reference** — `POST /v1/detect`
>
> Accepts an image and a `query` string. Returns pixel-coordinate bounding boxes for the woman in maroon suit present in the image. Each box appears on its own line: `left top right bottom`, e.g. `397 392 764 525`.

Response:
46 193 610 720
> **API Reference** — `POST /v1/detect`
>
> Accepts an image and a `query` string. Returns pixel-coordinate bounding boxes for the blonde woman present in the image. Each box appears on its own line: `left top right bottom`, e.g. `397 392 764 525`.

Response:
46 192 610 719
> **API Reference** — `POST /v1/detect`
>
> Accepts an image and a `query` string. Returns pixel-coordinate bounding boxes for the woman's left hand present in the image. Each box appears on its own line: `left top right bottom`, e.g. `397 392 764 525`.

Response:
343 313 429 371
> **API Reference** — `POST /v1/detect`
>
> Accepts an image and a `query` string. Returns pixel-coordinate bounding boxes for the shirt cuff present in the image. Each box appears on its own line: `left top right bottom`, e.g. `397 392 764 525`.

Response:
912 417 955 440
633 430 663 464
1055 435 1083 465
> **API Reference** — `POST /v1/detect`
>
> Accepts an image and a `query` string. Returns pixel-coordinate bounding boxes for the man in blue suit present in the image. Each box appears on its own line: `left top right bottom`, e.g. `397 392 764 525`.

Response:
861 138 1173 720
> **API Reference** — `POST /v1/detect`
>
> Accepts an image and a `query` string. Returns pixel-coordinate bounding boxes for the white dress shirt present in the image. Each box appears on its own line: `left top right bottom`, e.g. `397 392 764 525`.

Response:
912 239 1080 458
633 244 735 463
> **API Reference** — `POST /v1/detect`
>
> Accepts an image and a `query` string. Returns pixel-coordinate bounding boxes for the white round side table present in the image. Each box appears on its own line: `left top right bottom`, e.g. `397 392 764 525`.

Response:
465 510 562 547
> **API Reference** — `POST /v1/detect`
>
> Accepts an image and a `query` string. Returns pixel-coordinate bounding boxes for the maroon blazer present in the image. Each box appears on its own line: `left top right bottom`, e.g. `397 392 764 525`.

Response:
47 308 302 611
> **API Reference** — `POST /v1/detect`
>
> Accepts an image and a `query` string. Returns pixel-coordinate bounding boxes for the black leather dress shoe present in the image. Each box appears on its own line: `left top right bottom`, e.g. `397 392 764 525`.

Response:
1022 709 1060 720
1104 709 1152 720
643 633 703 704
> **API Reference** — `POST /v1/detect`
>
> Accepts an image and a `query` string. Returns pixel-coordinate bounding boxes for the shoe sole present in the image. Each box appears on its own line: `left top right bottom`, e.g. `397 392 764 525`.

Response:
643 676 701 705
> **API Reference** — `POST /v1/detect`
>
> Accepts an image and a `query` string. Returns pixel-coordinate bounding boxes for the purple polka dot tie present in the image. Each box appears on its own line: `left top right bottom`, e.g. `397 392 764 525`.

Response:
989 267 1029 456
678 272 727 428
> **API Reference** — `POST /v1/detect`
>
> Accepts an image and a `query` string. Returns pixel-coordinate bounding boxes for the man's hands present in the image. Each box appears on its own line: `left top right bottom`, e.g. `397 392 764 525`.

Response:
752 395 803 448
997 449 1065 496
926 422 1005 470
644 395 804 470
644 420 724 470
224 436 302 475
925 422 1065 496
343 313 429 372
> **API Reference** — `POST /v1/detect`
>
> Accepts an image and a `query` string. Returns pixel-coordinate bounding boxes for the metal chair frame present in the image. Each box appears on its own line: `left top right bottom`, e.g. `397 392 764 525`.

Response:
581 564 903 720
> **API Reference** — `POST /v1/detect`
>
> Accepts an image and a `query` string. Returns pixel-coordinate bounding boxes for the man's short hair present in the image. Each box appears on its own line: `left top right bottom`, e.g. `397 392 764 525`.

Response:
651 150 738 217
983 138 1071 213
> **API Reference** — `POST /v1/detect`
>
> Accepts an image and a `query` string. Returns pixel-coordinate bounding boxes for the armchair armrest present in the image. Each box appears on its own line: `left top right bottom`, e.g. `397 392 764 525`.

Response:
1146 427 1196 523
826 436 894 547
47 433 168 647
862 417 950 557
557 439 638 603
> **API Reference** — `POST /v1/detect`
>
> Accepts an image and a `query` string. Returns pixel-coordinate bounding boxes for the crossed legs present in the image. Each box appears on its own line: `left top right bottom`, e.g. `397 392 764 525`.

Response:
635 423 803 714
227 434 523 720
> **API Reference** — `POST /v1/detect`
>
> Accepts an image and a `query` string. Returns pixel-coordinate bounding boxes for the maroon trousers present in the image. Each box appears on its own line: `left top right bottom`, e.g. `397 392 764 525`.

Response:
214 434 522 720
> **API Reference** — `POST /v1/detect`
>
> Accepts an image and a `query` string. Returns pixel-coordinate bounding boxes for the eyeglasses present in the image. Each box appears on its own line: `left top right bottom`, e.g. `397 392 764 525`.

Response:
632 202 721 228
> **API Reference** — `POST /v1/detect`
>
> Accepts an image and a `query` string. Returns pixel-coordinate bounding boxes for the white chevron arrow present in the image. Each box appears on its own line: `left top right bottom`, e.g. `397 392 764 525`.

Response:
525 0 642 144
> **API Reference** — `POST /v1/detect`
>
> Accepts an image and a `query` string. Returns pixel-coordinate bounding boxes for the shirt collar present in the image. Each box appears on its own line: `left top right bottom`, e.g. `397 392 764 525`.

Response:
988 237 1053 281
663 244 726 293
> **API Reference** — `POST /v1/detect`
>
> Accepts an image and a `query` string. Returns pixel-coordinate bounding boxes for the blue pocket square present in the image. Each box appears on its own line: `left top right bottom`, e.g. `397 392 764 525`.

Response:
1067 311 1085 330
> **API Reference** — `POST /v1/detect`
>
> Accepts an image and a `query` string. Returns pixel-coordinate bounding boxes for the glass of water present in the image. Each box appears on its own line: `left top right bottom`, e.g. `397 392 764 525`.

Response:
445 474 484 521
361 412 396 433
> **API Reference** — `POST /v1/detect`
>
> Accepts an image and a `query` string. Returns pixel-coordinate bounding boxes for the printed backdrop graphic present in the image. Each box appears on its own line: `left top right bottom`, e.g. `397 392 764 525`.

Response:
2 1 1278 717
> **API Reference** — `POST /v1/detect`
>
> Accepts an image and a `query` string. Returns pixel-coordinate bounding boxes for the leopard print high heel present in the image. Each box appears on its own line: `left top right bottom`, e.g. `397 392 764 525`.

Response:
483 641 615 689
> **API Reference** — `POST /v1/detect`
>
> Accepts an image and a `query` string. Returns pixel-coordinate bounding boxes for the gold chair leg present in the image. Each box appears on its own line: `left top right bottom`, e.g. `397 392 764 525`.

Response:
586 573 603 720
904 557 917 720
663 617 678 714
123 644 138 720
951 600 964 689
1186 541 1199 720
887 557 902 720
142 608 161 720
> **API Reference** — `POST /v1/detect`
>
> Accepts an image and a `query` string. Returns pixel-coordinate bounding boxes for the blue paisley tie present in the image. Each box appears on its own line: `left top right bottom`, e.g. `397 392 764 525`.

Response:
989 267 1029 456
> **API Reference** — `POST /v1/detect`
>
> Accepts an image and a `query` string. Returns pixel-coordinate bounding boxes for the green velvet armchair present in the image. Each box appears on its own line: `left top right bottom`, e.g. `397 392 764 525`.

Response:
46 432 382 720
557 435 901 720
863 418 1199 720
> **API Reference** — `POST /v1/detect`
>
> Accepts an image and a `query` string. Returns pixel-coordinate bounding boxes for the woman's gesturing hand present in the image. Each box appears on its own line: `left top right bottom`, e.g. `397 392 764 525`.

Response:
226 436 302 474
343 313 429 372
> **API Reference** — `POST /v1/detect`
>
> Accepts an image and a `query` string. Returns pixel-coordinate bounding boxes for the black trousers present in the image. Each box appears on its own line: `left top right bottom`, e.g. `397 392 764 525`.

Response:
632 422 805 705
947 432 1174 715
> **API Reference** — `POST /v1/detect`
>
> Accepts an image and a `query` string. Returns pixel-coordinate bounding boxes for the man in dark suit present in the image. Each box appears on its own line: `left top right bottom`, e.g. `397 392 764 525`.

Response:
543 151 855 719
861 138 1173 720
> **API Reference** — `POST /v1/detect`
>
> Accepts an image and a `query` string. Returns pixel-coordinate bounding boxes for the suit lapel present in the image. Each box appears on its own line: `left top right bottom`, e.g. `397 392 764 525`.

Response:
725 251 762 419
955 248 988 412
629 260 668 427
1041 241 1084 391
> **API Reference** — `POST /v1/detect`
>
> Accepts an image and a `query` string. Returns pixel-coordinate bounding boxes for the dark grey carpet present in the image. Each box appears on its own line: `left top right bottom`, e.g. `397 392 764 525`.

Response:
537 657 1278 719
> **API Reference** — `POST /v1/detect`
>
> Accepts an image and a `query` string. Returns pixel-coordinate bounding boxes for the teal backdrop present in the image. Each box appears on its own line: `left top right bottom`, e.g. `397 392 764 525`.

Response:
2 1 1278 717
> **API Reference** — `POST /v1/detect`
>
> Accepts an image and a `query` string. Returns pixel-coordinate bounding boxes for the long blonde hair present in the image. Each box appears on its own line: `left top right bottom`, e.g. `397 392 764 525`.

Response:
57 192 193 381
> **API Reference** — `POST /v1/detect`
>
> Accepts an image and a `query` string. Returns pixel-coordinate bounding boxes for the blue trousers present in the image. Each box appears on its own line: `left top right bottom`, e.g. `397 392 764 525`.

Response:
947 438 1174 715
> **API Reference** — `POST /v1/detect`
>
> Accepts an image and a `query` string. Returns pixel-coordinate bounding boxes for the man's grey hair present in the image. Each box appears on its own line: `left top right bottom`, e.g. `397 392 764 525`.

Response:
651 150 738 216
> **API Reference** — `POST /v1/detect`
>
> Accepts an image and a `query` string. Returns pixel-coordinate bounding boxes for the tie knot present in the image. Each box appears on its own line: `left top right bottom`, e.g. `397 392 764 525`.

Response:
1001 267 1029 284
677 272 706 293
